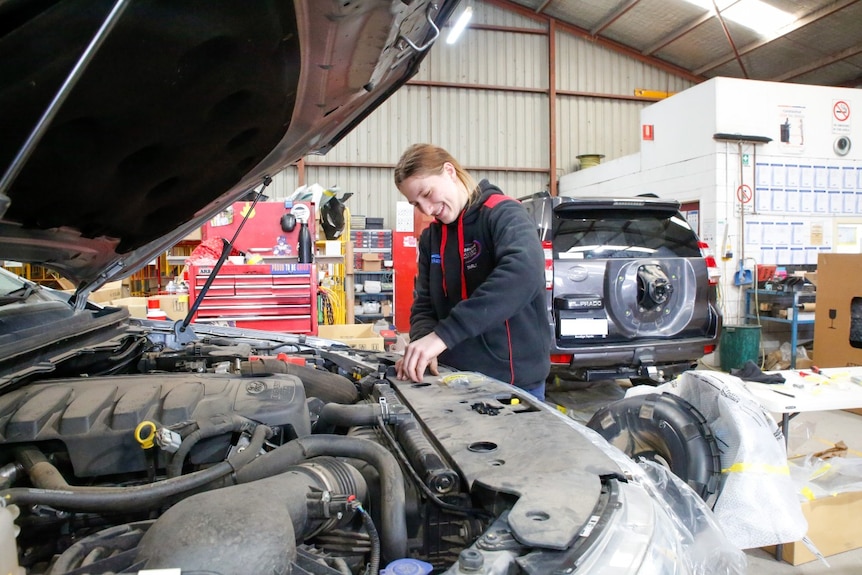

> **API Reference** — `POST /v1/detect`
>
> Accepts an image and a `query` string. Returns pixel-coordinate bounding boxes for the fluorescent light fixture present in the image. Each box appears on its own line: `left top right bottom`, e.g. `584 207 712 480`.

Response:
722 0 795 34
446 6 473 44
681 0 795 35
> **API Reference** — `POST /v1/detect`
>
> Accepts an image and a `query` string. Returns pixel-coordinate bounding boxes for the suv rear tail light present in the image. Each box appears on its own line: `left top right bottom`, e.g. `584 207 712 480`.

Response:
698 241 721 286
550 353 573 365
542 240 553 290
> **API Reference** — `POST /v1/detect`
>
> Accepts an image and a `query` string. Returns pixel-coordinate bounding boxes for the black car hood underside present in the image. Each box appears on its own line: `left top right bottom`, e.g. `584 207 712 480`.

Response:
1 1 300 253
0 0 456 291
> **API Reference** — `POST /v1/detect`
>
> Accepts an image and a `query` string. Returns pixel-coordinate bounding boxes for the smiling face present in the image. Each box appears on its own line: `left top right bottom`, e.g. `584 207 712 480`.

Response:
398 162 469 224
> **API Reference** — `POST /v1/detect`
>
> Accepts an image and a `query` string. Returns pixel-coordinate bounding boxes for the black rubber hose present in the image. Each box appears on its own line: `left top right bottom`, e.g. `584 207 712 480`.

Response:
234 435 407 562
318 402 382 429
239 359 358 404
167 414 255 478
6 426 271 513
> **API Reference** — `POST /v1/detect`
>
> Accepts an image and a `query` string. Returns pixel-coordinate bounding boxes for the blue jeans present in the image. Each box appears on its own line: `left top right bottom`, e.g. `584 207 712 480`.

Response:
519 380 546 401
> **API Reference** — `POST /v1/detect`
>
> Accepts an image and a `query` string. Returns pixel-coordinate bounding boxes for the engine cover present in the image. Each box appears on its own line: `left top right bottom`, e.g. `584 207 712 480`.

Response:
0 373 310 477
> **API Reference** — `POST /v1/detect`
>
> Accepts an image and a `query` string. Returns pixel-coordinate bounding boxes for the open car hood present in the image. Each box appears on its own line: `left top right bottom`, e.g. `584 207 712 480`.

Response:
0 0 457 293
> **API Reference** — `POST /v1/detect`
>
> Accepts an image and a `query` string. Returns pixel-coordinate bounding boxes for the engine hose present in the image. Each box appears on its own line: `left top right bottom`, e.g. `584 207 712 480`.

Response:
5 425 272 513
376 385 460 495
239 358 358 404
166 414 256 478
318 402 382 430
233 434 407 562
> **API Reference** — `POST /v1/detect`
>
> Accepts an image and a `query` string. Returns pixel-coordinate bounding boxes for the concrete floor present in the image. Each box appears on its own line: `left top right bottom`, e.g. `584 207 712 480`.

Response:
545 376 862 575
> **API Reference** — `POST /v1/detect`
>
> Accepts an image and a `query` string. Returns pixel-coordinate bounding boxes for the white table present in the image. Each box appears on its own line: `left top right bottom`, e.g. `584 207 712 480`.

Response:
744 367 862 447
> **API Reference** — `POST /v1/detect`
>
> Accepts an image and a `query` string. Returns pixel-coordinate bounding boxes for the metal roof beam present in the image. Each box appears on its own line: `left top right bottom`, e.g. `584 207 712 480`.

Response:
770 43 862 82
590 0 642 36
643 12 712 55
484 0 705 83
694 0 861 75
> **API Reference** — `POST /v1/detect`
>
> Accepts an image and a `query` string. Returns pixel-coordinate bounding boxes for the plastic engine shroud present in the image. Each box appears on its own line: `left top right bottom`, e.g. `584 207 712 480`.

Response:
0 373 311 477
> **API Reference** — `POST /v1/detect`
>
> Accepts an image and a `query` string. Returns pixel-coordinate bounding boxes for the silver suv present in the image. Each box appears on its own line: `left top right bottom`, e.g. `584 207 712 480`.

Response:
521 193 722 384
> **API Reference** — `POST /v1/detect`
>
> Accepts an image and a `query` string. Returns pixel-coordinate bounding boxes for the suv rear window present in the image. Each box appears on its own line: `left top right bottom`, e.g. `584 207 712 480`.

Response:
552 208 701 260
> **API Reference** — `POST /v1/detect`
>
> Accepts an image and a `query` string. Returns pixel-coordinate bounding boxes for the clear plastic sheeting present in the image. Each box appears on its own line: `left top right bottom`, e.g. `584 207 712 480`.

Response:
790 455 862 501
627 371 808 549
547 408 748 574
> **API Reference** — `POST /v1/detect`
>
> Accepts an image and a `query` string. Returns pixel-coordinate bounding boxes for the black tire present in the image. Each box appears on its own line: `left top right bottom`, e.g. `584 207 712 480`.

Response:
586 392 721 507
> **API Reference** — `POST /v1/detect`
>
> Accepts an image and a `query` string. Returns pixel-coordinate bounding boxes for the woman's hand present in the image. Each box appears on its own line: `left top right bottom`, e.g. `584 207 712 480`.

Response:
395 332 446 382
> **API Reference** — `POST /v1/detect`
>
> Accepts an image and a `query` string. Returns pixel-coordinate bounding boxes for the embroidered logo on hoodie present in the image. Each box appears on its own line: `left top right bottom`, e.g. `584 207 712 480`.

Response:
431 253 441 265
464 241 482 270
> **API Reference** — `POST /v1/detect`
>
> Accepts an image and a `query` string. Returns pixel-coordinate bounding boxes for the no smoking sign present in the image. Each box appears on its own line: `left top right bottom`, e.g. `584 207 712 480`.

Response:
833 100 851 134
834 100 850 122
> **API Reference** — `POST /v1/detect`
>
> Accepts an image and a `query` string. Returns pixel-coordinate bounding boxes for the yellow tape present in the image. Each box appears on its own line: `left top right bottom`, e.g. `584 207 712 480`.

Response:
722 462 790 475
801 486 816 501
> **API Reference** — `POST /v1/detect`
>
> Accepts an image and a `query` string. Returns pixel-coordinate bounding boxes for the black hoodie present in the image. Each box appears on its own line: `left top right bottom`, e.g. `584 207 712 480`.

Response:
410 180 550 388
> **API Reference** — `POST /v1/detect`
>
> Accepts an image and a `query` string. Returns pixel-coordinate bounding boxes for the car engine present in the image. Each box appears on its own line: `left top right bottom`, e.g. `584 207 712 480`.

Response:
0 314 743 575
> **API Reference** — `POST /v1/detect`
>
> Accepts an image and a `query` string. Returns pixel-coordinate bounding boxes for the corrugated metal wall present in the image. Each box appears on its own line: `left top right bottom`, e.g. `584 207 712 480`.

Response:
267 0 696 229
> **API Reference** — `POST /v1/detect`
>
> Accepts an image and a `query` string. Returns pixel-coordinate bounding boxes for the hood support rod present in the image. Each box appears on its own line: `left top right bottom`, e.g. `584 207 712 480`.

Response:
174 177 273 342
0 0 131 220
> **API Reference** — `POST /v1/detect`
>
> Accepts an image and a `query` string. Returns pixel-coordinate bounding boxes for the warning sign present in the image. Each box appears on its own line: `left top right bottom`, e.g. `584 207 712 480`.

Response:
736 184 752 204
833 99 851 134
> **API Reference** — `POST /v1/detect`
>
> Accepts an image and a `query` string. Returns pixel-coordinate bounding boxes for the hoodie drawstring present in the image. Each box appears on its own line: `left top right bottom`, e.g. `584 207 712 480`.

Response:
457 216 467 300
440 224 448 297
439 214 468 300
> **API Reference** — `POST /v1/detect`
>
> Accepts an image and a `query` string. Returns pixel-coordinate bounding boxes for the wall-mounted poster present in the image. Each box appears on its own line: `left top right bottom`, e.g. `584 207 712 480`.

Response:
777 104 806 154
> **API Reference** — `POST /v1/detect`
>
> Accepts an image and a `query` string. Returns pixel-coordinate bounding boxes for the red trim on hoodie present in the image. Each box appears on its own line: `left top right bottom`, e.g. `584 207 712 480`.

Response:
504 319 515 384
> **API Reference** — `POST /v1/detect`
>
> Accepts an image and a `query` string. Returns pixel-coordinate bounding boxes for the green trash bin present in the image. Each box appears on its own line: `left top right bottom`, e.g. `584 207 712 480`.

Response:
719 324 761 371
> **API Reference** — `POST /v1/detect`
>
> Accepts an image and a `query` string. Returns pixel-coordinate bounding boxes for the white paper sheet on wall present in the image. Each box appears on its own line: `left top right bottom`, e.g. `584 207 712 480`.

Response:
829 190 843 214
842 191 856 214
814 189 828 213
800 190 814 212
791 221 805 244
786 189 800 212
774 221 791 245
757 163 771 187
756 188 772 212
790 247 806 265
772 164 786 187
828 166 842 188
772 188 786 211
760 221 775 245
746 220 761 244
814 166 828 188
786 164 800 188
843 167 856 189
800 165 814 189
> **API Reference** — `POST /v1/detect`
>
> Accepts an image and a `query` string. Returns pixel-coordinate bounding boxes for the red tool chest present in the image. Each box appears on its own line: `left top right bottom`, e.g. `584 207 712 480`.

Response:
188 263 317 335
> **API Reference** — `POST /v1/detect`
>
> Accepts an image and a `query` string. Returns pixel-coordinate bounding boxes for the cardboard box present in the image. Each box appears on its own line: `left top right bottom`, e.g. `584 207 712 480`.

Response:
152 294 190 321
106 297 148 319
765 491 862 565
813 254 862 368
361 253 382 271
89 281 126 303
317 324 384 351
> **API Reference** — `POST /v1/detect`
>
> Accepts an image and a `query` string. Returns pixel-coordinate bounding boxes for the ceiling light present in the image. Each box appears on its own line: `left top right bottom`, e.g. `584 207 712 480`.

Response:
446 6 473 45
681 0 795 35
722 0 795 35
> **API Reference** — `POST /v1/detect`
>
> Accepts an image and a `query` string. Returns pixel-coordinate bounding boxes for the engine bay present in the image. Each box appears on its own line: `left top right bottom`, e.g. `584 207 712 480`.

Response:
0 320 630 575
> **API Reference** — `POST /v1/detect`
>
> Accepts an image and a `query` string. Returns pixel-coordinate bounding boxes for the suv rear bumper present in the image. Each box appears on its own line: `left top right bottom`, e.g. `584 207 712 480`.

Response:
551 336 717 382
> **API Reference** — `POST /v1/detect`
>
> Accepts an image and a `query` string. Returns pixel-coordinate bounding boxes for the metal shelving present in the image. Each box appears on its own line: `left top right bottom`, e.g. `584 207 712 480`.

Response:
745 289 815 369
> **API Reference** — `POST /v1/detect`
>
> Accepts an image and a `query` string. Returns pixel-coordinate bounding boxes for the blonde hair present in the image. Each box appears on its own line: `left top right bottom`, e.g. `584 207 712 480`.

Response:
394 144 479 204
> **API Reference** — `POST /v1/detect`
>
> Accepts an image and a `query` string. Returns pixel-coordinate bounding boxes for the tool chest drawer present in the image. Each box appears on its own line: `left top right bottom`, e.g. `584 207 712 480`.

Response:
188 263 316 334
